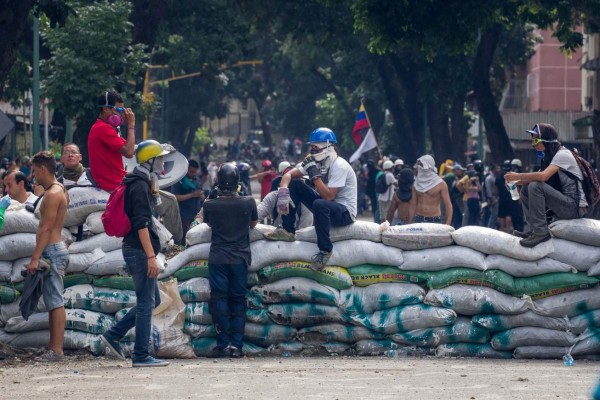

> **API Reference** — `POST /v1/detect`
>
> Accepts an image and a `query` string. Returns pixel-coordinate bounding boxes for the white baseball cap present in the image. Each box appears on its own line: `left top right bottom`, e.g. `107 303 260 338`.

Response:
382 160 394 170
278 161 291 173
394 159 404 167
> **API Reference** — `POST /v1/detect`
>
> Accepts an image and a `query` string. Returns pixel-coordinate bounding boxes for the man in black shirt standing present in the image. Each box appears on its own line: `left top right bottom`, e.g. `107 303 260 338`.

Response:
203 163 258 358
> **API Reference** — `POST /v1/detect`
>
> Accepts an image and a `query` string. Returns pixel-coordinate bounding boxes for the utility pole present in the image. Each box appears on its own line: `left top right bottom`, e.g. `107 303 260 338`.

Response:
32 2 41 152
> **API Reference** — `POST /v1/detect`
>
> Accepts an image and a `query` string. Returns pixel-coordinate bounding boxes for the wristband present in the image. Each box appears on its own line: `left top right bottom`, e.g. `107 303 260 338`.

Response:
147 255 156 260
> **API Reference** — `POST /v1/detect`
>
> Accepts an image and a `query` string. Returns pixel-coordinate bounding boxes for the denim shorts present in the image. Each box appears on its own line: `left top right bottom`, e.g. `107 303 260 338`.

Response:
42 242 69 311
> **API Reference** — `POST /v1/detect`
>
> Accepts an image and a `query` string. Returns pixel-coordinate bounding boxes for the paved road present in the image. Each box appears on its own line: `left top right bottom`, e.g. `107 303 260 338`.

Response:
1 356 598 399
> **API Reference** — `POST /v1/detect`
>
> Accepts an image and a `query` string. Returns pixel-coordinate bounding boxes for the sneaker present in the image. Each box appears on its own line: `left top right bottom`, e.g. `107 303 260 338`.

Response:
520 233 551 248
207 346 230 358
35 349 64 362
264 227 295 242
230 346 245 358
512 230 531 239
132 356 170 367
100 335 126 361
309 251 333 271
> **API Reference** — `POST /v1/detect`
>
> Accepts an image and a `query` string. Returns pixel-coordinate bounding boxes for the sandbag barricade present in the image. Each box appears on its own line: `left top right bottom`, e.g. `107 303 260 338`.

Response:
2 213 600 360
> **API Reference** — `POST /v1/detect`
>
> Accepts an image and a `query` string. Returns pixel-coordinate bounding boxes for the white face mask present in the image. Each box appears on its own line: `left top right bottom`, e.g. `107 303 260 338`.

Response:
311 143 337 162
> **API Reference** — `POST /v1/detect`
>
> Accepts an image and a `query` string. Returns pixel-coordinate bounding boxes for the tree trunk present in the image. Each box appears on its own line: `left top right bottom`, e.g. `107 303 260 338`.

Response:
0 0 35 98
473 24 514 164
377 55 418 162
182 121 199 158
428 102 453 165
450 97 467 164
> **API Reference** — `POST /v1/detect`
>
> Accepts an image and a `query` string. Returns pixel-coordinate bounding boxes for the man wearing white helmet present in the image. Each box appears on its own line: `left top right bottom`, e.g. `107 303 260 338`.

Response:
377 160 397 223
265 128 357 270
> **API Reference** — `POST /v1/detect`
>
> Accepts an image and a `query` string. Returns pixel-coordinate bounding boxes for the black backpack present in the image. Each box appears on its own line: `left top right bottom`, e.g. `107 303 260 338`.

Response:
375 173 389 194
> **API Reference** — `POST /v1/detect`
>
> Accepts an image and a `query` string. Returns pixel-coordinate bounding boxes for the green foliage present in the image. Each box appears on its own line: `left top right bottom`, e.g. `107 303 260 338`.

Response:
41 0 146 129
2 45 31 108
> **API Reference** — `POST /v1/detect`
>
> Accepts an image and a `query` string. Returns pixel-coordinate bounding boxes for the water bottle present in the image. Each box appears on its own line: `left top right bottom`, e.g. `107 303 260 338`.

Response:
507 181 520 201
563 354 575 366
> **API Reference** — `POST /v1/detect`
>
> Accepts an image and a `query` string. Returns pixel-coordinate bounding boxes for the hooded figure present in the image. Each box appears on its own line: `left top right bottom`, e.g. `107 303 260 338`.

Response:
414 155 443 193
397 168 414 202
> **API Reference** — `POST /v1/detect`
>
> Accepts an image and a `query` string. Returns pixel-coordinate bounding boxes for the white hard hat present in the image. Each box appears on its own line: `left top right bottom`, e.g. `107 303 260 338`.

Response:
382 160 394 170
278 161 291 173
394 159 404 167
511 158 522 167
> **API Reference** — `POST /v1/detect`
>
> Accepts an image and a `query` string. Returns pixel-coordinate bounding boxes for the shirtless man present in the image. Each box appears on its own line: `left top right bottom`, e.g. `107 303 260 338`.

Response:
27 151 69 361
408 155 452 225
386 167 414 225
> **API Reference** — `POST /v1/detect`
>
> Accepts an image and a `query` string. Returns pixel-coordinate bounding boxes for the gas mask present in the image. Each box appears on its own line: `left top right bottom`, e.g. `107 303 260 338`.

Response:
310 142 337 163
107 114 123 128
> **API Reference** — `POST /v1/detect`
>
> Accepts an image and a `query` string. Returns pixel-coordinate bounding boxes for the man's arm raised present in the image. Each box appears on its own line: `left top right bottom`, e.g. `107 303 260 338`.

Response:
118 108 136 159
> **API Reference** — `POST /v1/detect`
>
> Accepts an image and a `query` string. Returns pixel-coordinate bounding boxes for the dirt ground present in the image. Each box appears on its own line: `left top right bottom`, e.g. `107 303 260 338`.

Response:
0 354 598 400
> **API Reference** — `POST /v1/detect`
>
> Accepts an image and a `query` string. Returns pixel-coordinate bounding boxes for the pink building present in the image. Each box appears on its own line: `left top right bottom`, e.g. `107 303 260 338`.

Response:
527 29 583 112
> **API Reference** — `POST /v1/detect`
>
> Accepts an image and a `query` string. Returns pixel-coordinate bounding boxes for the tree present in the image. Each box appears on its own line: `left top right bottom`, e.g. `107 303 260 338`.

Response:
41 0 146 161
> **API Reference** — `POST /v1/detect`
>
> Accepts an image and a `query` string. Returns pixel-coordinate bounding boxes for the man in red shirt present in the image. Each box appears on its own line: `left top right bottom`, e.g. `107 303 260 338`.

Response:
88 90 136 192
88 90 183 242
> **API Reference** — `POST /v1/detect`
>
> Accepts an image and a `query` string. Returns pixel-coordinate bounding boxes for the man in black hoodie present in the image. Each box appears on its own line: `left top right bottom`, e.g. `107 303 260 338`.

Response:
99 140 170 368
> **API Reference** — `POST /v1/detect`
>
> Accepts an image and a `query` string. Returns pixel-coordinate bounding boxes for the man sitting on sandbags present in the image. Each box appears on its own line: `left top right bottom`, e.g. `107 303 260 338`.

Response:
87 90 183 243
408 155 453 225
265 127 357 270
3 171 38 209
57 143 97 188
505 123 590 247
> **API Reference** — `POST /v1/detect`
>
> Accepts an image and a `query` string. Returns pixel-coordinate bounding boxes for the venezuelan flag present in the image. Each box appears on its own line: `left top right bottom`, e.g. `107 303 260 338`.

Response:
352 103 370 145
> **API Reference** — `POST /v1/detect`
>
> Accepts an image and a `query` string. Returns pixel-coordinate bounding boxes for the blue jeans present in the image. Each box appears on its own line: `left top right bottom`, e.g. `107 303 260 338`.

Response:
414 215 441 223
41 242 69 311
282 179 353 253
208 263 247 349
103 245 161 361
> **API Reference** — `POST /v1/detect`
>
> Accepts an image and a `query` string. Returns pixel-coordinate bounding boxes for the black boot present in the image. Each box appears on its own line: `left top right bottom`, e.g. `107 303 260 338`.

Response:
520 233 551 247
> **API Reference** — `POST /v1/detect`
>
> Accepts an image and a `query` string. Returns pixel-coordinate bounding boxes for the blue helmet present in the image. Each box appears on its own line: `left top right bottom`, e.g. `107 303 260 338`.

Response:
307 127 337 144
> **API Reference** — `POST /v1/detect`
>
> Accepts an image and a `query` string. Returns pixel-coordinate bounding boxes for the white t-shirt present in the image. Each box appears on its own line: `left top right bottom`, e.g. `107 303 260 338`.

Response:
379 171 397 202
300 156 357 219
25 192 38 208
63 171 94 187
551 149 587 207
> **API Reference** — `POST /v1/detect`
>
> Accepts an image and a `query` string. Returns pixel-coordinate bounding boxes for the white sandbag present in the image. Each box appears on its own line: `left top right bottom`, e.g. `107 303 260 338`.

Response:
570 329 600 356
250 240 403 271
270 341 305 355
452 226 554 261
186 223 275 246
35 186 109 227
267 303 346 328
151 279 196 359
159 243 211 279
0 233 37 261
391 317 490 347
0 298 46 325
569 310 600 334
490 327 577 351
153 217 173 249
471 311 569 333
399 246 486 272
382 223 454 250
295 221 384 243
532 286 600 317
84 250 126 276
337 283 425 315
6 329 99 351
11 258 32 283
547 239 600 271
353 339 405 356
246 308 272 325
184 302 212 324
424 285 531 315
67 248 106 273
68 233 123 254
178 277 211 303
0 261 12 282
63 284 136 313
244 322 298 347
484 255 577 277
436 343 512 359
349 304 456 334
183 322 215 338
85 211 105 234
549 219 600 247
250 278 339 306
299 323 385 343
5 309 114 335
513 346 569 359
0 209 40 235
320 342 351 354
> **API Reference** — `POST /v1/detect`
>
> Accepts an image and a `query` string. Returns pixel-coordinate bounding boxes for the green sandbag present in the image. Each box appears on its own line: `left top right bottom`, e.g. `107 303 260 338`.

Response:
513 272 599 299
93 275 135 291
424 268 515 294
64 274 94 289
258 261 352 290
174 260 209 281
347 264 426 287
0 284 19 304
